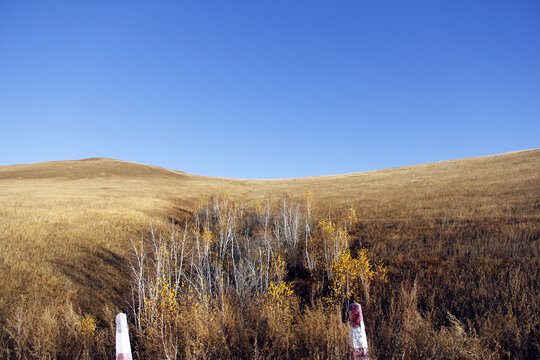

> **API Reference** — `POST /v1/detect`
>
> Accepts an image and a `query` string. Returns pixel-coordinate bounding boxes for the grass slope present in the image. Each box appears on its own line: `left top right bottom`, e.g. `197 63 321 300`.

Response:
0 149 538 358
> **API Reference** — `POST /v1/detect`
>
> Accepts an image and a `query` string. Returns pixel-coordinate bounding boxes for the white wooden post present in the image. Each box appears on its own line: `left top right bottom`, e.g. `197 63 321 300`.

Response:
116 312 133 360
348 302 369 360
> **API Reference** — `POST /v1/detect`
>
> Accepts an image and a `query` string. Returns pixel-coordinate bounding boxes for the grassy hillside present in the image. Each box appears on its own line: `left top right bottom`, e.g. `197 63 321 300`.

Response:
0 149 538 359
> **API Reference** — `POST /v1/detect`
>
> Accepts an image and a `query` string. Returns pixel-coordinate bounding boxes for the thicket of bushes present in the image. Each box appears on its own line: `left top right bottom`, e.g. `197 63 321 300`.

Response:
2 193 538 359
127 193 365 359
127 193 539 359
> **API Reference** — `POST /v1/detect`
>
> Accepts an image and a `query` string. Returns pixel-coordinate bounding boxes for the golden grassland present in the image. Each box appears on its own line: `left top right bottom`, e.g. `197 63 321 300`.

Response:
0 149 539 359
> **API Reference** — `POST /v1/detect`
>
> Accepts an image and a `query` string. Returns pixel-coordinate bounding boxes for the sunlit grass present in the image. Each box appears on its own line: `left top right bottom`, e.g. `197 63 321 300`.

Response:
0 150 538 359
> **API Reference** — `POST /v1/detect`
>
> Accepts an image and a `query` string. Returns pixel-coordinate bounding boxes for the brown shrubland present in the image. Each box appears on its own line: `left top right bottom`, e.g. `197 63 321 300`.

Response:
0 150 538 359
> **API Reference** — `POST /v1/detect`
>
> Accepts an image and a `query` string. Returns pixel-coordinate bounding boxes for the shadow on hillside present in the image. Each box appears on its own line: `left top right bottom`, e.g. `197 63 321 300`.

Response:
164 201 193 225
52 245 130 321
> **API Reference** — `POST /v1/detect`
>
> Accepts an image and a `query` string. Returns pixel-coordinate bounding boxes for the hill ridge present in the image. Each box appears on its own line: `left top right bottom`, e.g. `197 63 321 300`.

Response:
1 148 538 181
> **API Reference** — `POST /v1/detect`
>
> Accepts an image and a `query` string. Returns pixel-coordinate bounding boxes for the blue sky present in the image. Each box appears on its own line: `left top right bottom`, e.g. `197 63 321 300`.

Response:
1 0 538 178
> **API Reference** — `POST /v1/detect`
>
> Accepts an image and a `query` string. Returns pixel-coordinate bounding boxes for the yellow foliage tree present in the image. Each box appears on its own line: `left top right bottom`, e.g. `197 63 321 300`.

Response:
328 249 387 304
79 314 97 338
265 281 296 323
317 219 349 278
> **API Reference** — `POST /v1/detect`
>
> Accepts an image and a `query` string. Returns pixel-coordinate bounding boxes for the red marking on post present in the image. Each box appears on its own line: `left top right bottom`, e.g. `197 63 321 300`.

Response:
348 303 363 327
350 348 369 359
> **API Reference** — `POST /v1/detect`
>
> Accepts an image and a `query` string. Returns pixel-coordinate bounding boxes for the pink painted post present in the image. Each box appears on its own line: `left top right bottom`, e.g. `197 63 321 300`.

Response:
348 302 369 360
116 313 133 360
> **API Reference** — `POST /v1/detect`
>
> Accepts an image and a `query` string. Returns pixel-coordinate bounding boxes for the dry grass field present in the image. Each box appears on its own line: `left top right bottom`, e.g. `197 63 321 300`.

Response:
0 149 538 359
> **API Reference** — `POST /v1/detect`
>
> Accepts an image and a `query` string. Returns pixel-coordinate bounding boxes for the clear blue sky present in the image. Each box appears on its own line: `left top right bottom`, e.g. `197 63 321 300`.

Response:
1 0 539 178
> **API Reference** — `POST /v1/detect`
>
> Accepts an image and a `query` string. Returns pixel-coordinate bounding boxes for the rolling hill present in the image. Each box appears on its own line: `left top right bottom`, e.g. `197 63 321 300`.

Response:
0 149 538 359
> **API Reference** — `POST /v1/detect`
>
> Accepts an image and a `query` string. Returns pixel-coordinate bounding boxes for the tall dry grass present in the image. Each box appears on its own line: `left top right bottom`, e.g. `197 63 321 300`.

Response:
0 175 172 359
123 195 538 359
126 194 371 359
0 150 538 359
351 216 539 359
